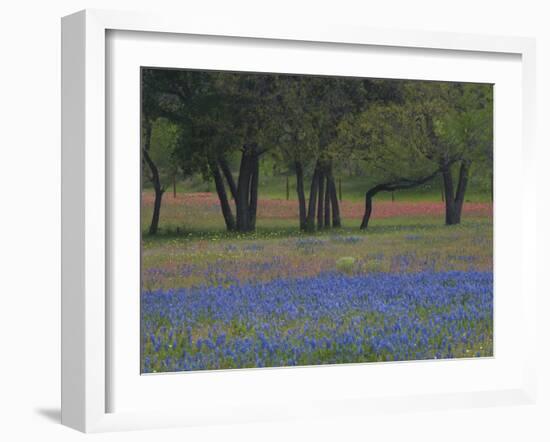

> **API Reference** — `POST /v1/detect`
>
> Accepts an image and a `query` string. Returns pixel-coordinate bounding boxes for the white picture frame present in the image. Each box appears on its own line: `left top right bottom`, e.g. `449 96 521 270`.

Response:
61 9 537 433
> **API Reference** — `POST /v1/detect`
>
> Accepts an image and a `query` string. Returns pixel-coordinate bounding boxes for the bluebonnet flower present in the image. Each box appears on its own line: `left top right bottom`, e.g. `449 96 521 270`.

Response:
141 271 493 373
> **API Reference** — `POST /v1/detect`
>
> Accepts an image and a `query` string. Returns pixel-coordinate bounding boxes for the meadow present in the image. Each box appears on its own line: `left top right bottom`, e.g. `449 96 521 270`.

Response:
141 187 493 373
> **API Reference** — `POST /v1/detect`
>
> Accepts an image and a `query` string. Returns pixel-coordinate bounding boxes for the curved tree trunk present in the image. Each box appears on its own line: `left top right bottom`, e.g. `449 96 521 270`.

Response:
360 190 375 230
218 157 238 201
142 127 165 235
149 187 164 235
360 169 442 230
210 160 236 231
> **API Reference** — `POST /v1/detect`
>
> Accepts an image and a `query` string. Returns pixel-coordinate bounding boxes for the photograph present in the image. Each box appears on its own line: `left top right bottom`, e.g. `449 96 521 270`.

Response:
140 68 493 374
1 0 545 438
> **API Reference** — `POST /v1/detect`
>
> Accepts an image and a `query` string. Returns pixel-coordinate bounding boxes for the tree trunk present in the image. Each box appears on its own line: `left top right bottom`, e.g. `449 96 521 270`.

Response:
211 146 262 233
142 128 164 235
219 157 238 201
234 144 262 232
453 160 470 224
360 169 442 230
149 187 164 235
442 161 470 225
317 170 325 229
324 179 331 227
295 161 307 230
360 189 377 230
248 152 259 230
236 147 253 232
305 164 320 232
442 164 459 225
210 160 236 231
327 170 341 228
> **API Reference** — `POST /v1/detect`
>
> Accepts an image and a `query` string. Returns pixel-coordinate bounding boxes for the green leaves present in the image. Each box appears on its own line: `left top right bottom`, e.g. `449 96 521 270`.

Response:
333 80 493 187
141 68 493 208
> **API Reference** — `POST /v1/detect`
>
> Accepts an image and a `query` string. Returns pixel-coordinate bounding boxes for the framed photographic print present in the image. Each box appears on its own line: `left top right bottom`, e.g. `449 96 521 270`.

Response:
61 9 537 432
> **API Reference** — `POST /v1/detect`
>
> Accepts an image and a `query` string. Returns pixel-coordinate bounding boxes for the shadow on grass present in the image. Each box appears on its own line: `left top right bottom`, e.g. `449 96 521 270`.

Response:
142 217 491 244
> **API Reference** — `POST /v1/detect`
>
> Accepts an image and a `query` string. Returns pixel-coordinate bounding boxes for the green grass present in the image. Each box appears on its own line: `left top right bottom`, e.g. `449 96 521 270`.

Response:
141 180 492 291
146 173 492 203
142 215 492 291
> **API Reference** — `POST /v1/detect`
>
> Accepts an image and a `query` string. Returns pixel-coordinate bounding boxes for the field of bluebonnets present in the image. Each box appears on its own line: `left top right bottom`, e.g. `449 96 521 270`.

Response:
141 193 493 373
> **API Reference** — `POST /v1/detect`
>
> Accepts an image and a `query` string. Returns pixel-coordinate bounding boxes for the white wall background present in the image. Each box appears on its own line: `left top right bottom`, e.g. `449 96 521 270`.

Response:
0 1 548 440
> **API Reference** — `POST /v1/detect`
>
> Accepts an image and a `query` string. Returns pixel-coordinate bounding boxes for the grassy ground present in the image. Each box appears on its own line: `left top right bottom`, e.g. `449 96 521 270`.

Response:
140 188 493 373
141 189 492 237
142 216 492 291
151 174 492 203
